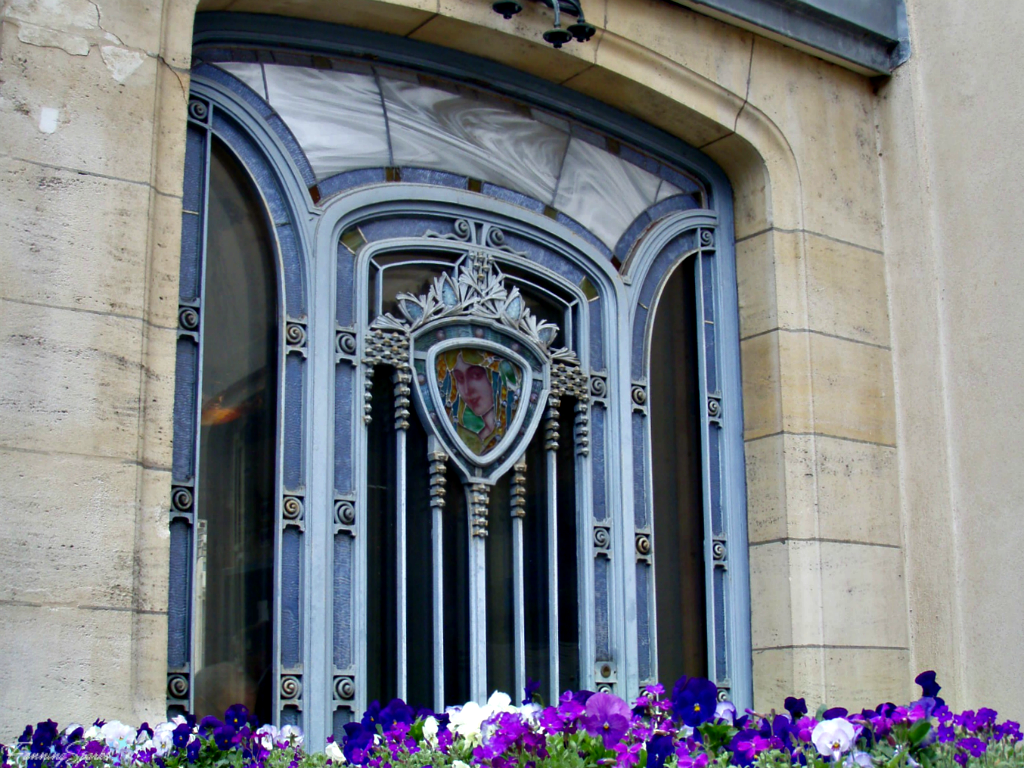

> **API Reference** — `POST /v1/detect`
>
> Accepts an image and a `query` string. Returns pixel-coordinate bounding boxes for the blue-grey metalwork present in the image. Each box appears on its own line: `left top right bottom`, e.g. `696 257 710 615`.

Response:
171 17 753 748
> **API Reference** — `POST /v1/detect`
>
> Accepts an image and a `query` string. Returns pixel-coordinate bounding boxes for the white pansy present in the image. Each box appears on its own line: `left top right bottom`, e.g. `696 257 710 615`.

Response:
486 691 515 713
150 723 175 756
844 751 874 768
422 716 439 747
280 724 303 746
64 724 83 737
518 703 542 722
812 718 857 761
453 761 471 768
256 724 280 750
100 721 136 751
84 725 102 741
325 741 345 763
714 701 736 725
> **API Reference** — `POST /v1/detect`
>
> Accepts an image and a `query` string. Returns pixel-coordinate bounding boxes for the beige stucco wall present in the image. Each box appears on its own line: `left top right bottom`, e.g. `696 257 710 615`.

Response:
878 0 1024 718
3 0 992 735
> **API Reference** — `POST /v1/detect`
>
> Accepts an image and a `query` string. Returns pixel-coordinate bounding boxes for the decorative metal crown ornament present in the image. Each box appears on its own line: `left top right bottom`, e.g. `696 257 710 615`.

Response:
365 236 587 490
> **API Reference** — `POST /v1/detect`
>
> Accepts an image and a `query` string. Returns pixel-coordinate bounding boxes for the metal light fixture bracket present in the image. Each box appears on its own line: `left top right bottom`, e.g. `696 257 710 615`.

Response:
492 0 597 47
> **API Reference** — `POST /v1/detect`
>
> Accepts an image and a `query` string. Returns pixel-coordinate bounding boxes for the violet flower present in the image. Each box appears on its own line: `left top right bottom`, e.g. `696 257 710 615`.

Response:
670 677 718 727
582 692 632 748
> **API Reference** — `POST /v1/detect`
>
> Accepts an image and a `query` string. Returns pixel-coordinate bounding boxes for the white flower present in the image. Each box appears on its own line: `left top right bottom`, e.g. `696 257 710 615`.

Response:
325 741 345 763
844 751 874 768
714 701 736 725
422 716 439 748
101 721 136 751
448 702 487 743
255 725 280 750
83 725 102 741
453 761 471 768
812 718 857 761
518 703 542 723
64 724 83 737
486 691 515 714
150 723 175 756
280 724 303 747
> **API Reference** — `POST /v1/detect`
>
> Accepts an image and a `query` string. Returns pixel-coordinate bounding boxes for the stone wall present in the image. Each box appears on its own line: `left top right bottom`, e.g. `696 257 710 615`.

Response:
3 0 1013 736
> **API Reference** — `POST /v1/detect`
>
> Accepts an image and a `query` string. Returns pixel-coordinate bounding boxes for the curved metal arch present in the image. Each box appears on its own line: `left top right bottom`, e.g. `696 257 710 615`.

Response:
625 211 752 709
185 75 320 730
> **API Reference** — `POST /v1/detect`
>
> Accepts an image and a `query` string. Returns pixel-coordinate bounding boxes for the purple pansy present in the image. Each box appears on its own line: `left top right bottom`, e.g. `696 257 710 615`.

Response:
671 676 718 727
582 692 632 748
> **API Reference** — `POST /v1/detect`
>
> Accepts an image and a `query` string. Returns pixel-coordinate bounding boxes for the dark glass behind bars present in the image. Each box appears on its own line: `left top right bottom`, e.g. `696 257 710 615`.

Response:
194 139 278 724
650 260 708 686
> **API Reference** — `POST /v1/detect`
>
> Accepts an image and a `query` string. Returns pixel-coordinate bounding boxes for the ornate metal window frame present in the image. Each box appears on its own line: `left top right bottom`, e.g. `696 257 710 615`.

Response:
171 17 752 747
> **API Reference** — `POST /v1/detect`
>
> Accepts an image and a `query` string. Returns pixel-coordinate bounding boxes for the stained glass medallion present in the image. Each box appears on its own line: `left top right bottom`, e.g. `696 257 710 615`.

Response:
429 342 528 461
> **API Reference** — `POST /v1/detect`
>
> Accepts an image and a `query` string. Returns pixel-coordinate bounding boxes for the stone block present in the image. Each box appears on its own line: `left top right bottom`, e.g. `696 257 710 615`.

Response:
206 0 436 35
564 35 738 148
749 541 793 649
805 233 890 347
0 156 152 318
753 646 910 711
816 436 899 545
0 449 137 609
131 610 170 722
0 24 159 185
138 324 178 472
410 13 595 85
819 541 908 648
133 467 172 614
0 603 135 732
144 190 186 330
743 36 883 250
703 133 771 241
0 300 144 460
603 0 752 99
807 333 896 446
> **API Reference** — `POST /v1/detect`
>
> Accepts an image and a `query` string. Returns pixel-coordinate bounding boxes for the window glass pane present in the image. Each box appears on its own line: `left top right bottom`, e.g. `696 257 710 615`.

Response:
366 368 398 705
650 260 707 687
194 138 278 724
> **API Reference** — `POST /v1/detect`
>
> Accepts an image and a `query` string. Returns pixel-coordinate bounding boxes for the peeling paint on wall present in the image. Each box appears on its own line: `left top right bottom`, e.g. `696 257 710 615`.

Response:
100 45 144 83
38 106 58 133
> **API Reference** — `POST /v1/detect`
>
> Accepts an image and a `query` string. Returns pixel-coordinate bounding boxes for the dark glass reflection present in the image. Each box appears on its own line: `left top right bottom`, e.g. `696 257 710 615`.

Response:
650 260 707 687
194 139 278 724
366 368 398 705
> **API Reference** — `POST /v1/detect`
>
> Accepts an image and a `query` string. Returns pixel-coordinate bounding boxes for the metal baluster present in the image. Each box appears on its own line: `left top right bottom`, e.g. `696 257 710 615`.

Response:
394 367 412 701
468 482 491 703
428 438 448 712
511 457 528 704
544 395 561 704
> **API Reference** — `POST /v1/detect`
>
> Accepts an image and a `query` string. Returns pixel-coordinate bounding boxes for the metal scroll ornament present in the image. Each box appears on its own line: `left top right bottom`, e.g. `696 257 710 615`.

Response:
367 248 585 486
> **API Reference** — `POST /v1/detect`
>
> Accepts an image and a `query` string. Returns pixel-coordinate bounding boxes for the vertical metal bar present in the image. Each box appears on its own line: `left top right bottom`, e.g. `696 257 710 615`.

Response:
428 437 448 712
511 457 528 704
544 396 561 704
468 482 491 703
394 368 411 701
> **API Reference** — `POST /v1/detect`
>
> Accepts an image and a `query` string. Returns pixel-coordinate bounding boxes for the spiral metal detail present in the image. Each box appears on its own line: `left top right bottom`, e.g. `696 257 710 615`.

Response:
631 385 647 406
167 674 189 699
717 687 730 702
280 675 302 701
452 219 472 241
593 527 611 550
171 487 193 512
635 534 651 556
338 332 357 355
486 227 506 248
334 676 355 701
286 323 306 347
188 100 208 121
590 377 607 397
708 397 721 418
283 496 303 521
712 541 727 561
701 230 714 247
597 684 613 694
178 307 199 331
335 500 356 526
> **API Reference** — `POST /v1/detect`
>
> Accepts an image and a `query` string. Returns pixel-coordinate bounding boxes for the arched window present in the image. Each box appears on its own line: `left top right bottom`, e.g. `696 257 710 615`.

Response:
169 16 750 745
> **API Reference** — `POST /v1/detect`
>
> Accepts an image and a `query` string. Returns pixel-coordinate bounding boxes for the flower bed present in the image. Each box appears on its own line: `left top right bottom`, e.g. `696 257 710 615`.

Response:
4 673 1021 768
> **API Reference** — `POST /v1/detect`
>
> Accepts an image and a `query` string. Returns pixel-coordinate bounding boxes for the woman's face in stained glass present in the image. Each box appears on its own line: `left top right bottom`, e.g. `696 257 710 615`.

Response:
436 347 522 456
